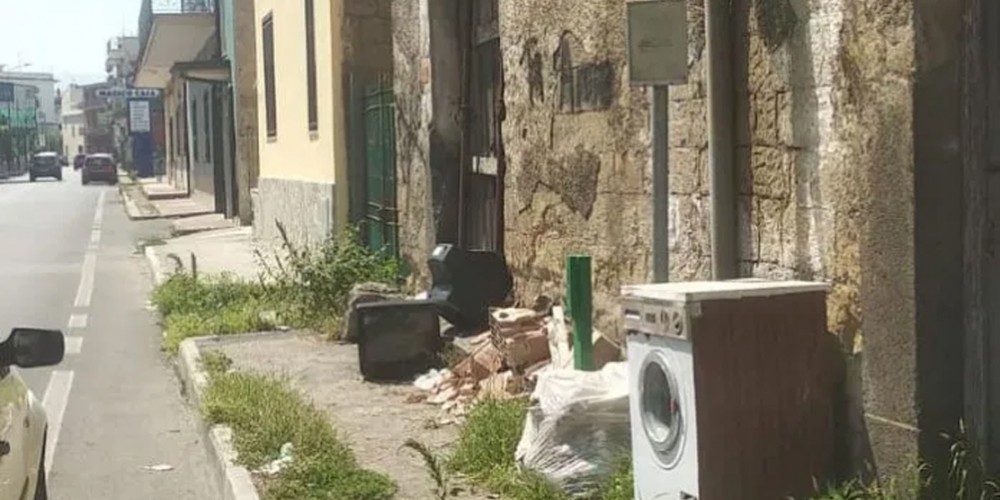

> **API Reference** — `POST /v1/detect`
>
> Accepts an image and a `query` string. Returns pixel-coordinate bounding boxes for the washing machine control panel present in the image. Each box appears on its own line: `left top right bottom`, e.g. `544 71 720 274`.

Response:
622 297 698 340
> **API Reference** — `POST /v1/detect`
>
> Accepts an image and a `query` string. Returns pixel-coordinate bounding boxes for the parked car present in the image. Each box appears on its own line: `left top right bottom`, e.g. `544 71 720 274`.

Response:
81 154 118 185
72 154 86 171
29 153 63 182
0 327 66 500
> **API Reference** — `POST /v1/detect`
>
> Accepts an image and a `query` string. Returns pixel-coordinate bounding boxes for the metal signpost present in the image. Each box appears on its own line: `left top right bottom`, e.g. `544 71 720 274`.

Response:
626 0 689 283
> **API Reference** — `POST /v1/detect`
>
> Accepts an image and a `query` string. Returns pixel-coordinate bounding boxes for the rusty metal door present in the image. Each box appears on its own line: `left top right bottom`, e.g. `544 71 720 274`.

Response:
362 75 398 257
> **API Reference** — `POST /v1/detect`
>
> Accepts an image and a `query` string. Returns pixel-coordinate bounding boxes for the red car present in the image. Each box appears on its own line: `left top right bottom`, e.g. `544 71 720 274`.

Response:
81 154 118 185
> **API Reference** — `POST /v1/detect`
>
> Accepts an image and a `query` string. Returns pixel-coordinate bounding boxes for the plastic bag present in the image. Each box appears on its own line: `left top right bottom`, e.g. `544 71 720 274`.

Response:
514 362 631 497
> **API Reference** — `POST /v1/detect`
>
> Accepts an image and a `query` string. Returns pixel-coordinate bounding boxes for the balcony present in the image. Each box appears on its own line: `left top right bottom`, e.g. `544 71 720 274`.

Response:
135 0 216 88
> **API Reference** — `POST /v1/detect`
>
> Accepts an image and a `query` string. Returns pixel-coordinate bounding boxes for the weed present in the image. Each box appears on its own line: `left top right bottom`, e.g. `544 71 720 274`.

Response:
151 273 279 353
595 457 634 500
202 369 395 500
256 221 401 335
814 421 1000 500
199 350 233 377
449 398 529 478
449 398 568 500
403 439 449 500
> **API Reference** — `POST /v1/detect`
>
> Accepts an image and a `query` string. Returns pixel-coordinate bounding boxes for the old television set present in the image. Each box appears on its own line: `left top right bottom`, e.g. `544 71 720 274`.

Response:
355 299 443 382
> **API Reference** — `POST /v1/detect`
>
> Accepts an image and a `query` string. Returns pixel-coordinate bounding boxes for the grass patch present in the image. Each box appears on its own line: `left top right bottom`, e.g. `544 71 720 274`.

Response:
814 423 1000 500
151 273 279 353
448 398 633 500
202 366 396 500
148 223 403 351
257 222 402 336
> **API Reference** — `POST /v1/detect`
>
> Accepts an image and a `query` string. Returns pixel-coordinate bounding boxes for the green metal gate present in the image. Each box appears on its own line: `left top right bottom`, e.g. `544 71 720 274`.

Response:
362 75 398 257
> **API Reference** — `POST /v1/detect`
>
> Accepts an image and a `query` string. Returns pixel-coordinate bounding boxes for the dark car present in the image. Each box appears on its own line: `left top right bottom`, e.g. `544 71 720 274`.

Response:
72 154 86 170
81 154 118 185
29 152 63 182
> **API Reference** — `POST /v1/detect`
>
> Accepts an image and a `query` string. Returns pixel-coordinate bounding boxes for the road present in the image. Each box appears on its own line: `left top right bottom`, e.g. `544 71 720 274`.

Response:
0 167 220 498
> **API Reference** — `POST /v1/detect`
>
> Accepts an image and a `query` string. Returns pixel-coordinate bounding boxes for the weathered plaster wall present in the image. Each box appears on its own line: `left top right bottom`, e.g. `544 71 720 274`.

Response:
344 0 392 73
499 0 653 340
392 0 436 285
392 0 463 286
670 0 920 480
232 0 259 225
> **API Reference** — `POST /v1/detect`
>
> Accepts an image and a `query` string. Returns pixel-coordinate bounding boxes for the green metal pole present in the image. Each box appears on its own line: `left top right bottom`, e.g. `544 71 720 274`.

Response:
566 254 594 371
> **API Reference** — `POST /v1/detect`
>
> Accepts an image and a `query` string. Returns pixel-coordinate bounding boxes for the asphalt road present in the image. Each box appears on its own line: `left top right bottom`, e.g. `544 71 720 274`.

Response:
0 167 220 498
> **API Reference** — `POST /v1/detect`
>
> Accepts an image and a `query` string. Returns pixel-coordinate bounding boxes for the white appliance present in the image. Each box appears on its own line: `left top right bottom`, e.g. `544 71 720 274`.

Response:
622 280 834 500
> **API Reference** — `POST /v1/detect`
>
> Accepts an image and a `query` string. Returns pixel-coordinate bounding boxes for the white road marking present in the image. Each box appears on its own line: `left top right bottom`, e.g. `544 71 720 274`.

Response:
42 370 75 476
67 314 88 330
73 254 97 308
64 337 83 355
74 191 105 308
93 191 105 226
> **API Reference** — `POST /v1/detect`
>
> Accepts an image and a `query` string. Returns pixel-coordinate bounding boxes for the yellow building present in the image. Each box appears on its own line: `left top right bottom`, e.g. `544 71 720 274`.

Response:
252 0 393 247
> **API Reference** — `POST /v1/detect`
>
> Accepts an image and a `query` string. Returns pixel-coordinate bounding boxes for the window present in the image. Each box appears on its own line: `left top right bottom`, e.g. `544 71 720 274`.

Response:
263 14 277 138
305 0 318 131
191 99 200 160
204 92 211 162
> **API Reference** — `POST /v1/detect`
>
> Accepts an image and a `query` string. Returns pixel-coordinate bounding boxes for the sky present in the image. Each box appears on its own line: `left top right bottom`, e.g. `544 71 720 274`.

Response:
0 0 140 88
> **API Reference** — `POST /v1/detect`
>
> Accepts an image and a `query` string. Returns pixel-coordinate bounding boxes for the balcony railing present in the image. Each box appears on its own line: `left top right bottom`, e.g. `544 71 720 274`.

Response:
138 0 215 71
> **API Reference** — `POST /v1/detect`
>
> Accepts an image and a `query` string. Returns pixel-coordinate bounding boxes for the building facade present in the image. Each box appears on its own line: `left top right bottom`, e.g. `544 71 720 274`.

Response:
0 71 58 151
216 0 260 224
389 0 1000 489
252 0 340 244
60 84 86 158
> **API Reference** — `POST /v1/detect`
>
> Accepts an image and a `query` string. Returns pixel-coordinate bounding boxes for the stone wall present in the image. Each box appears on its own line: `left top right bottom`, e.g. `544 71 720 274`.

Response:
678 0 918 480
233 0 259 225
344 0 393 73
392 0 435 285
499 0 653 340
392 0 463 287
253 177 337 245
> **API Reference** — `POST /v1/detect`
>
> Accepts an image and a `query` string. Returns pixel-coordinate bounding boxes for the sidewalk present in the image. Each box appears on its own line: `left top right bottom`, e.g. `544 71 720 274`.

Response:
140 178 188 200
140 216 490 500
121 177 217 222
145 226 259 285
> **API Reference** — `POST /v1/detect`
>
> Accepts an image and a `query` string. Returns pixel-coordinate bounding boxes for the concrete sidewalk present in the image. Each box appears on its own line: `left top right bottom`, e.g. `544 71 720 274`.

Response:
171 213 238 236
145 226 262 285
141 178 187 200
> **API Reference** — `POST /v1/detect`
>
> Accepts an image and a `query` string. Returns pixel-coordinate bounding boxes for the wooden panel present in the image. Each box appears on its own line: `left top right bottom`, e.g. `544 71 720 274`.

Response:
691 292 836 499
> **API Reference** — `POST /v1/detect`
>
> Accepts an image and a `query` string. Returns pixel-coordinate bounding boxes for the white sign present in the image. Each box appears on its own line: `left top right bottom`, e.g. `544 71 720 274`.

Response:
626 0 689 86
97 88 161 99
129 100 151 133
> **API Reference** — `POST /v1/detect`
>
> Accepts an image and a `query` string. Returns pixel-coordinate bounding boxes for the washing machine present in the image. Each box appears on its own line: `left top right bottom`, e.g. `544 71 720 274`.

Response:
622 280 836 500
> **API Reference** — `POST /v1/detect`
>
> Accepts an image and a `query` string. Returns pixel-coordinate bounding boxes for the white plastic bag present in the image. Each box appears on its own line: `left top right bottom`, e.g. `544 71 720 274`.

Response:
514 362 631 497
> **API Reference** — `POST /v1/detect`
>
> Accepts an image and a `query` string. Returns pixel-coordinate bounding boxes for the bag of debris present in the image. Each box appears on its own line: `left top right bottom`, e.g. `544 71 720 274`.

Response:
514 362 630 497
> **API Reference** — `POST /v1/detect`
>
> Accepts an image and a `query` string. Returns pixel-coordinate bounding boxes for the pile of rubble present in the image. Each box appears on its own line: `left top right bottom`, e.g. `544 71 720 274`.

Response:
410 301 620 420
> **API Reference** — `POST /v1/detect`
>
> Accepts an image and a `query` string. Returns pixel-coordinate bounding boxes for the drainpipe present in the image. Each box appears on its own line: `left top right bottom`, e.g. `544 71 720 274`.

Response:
705 0 738 279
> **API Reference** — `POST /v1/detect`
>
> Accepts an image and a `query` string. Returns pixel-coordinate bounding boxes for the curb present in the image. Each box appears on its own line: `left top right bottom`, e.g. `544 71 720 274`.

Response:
119 185 161 221
177 338 261 500
144 245 167 287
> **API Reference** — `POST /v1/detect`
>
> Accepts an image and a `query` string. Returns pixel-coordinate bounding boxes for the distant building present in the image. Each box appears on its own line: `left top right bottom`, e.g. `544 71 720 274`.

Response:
61 85 86 158
0 71 58 150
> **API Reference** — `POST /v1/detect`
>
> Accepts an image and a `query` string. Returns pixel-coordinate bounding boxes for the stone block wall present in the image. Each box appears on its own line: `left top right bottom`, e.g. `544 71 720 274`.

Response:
344 0 393 73
391 0 436 286
499 0 653 341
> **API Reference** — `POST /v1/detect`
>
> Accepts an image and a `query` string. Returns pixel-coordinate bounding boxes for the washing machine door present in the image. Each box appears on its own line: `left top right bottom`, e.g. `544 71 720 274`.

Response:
639 350 685 468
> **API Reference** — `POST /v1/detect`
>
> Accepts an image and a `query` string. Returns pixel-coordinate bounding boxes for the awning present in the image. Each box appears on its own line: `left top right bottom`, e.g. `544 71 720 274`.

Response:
171 59 231 83
133 13 215 88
